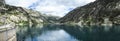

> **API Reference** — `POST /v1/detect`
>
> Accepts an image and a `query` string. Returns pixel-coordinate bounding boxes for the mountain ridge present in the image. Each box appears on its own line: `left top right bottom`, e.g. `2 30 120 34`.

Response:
0 0 59 25
60 0 120 25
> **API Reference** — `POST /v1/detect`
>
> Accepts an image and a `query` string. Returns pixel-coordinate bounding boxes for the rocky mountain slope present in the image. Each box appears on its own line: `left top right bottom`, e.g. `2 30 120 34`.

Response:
0 0 59 26
60 0 120 25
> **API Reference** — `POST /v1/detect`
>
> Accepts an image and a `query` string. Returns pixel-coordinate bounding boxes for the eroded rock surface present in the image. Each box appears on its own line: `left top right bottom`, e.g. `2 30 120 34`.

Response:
60 0 120 25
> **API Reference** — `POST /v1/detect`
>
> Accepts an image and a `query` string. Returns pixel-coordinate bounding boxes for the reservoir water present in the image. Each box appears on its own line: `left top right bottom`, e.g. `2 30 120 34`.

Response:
16 24 120 41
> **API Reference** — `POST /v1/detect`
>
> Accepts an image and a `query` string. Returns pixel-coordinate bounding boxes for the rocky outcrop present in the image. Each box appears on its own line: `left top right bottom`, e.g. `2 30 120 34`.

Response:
60 0 120 25
0 0 48 25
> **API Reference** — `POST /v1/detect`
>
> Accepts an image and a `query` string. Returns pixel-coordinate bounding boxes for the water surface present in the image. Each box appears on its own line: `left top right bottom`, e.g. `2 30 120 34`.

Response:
16 24 120 41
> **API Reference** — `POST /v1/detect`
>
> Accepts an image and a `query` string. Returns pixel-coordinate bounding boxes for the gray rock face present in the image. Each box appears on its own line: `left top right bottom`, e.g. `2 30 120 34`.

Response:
0 0 5 3
0 0 60 25
0 0 46 25
60 0 120 25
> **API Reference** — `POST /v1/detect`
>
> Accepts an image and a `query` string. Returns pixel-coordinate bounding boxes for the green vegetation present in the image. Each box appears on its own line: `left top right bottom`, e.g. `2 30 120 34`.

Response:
60 0 120 25
0 2 60 26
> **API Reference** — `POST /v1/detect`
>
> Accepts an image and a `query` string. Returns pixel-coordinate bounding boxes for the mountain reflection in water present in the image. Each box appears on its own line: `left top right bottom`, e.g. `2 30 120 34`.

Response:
16 24 120 41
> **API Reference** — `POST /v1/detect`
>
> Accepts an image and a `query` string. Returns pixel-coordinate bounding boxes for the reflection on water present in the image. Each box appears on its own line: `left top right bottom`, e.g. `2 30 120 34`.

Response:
16 24 120 41
25 30 78 41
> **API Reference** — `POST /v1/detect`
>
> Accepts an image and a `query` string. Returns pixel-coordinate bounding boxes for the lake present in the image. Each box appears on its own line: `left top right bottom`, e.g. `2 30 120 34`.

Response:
16 24 120 41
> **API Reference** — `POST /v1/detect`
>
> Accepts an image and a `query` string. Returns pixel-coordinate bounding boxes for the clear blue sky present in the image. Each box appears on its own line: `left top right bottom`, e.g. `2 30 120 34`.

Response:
5 0 95 17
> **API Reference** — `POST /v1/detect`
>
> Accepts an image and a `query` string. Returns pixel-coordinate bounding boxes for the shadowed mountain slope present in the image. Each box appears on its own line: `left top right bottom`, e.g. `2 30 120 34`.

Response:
60 0 120 25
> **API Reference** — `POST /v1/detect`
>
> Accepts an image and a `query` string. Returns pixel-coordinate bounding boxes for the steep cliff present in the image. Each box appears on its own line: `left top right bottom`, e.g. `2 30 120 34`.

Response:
0 0 48 25
60 0 120 25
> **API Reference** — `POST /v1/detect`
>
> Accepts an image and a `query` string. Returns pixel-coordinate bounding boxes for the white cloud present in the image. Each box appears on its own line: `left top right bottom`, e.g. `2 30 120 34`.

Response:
36 5 68 17
5 0 95 17
5 0 38 8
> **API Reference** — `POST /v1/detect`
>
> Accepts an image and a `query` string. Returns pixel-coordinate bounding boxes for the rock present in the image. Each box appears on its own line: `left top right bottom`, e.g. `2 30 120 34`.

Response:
0 0 61 26
0 0 45 25
60 0 120 25
10 15 20 22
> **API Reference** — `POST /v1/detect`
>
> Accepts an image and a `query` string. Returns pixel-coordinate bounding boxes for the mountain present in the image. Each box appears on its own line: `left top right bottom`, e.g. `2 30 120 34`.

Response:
60 0 120 25
0 0 59 26
43 15 60 23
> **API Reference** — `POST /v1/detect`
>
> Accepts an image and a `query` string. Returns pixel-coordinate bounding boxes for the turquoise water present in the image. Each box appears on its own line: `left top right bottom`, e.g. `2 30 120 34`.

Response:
16 24 120 41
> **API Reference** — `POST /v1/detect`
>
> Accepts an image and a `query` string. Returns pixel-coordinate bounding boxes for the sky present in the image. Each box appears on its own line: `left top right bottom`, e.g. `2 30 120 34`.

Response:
5 0 95 17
